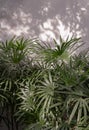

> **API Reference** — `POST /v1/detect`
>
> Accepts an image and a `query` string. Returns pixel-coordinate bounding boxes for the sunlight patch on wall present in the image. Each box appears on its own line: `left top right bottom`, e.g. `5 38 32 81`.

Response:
56 16 73 40
0 19 30 36
0 9 32 38
39 1 51 16
39 16 73 42
12 9 32 24
39 19 55 41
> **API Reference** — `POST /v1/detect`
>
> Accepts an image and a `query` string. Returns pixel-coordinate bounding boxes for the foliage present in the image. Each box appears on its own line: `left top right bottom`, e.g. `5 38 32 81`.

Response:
0 37 36 130
31 36 82 64
0 36 89 130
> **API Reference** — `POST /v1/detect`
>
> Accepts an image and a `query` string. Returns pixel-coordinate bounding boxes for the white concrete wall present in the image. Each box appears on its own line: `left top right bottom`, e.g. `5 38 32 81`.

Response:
0 0 89 47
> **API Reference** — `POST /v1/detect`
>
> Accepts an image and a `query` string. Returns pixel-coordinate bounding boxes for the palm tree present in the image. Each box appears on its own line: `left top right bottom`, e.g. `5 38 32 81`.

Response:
0 36 89 130
0 37 36 130
18 36 89 130
32 36 82 64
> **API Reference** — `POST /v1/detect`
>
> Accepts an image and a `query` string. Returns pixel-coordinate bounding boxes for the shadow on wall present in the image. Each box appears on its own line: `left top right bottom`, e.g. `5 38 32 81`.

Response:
0 0 89 47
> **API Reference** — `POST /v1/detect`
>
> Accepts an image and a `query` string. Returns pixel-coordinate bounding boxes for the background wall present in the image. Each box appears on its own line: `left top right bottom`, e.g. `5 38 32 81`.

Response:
0 0 89 48
0 0 89 129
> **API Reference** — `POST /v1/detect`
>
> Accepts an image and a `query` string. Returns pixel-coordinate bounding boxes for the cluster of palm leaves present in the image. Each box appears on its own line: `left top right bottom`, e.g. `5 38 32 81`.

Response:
0 36 89 130
0 37 35 130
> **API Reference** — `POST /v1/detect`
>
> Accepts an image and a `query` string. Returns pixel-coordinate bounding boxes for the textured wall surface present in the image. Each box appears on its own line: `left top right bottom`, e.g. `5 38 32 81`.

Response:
0 0 89 46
